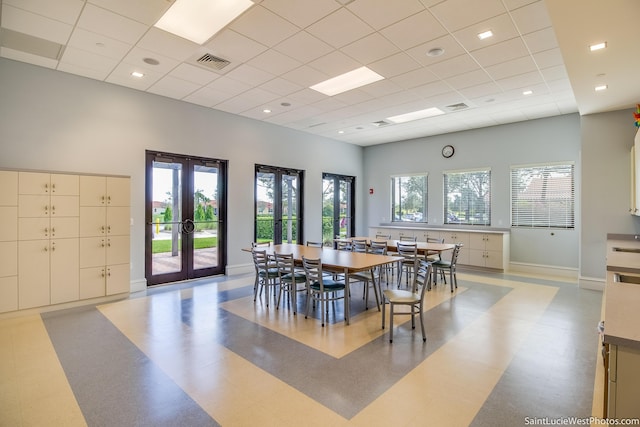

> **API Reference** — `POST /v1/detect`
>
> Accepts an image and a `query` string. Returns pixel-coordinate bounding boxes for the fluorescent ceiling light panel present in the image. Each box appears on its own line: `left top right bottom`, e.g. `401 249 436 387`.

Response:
590 42 607 51
387 107 445 123
477 30 493 40
595 84 608 91
154 0 254 45
310 67 384 96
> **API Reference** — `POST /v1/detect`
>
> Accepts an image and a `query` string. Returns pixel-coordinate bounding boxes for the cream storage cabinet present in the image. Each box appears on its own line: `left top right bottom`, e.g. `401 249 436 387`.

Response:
468 233 508 269
0 170 130 314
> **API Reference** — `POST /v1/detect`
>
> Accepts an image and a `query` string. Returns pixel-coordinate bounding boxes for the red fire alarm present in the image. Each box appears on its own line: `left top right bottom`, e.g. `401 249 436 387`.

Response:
369 188 374 194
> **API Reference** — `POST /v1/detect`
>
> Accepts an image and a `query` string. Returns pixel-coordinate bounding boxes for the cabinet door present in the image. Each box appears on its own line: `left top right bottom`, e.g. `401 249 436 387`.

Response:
79 176 106 206
50 195 79 217
107 206 130 236
0 206 18 241
106 263 130 295
18 172 50 195
80 267 106 299
18 195 49 217
484 251 503 269
0 171 18 205
0 276 18 313
0 241 18 277
107 177 130 206
18 217 50 240
79 237 106 268
107 235 130 265
50 238 79 304
468 249 486 267
18 240 50 309
50 174 79 196
51 217 79 239
80 206 107 237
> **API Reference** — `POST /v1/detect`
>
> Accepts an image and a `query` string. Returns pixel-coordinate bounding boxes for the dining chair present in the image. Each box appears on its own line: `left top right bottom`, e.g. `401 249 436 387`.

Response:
375 233 391 240
251 249 279 307
382 259 433 343
348 240 382 311
399 235 417 242
351 238 368 253
274 252 306 314
426 237 446 282
370 239 390 285
396 242 418 288
306 241 323 247
432 243 463 292
302 256 348 327
251 241 271 248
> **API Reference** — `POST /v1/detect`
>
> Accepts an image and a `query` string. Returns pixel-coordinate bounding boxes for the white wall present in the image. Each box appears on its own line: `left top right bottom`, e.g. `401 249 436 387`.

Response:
363 114 582 270
0 58 364 286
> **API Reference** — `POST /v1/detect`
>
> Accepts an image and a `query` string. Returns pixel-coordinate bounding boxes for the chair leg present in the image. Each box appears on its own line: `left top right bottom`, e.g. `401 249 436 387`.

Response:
450 269 454 293
381 297 386 329
419 305 426 342
389 303 394 343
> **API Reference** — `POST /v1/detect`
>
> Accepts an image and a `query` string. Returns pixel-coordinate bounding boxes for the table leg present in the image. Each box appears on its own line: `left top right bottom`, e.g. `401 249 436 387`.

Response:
344 267 350 325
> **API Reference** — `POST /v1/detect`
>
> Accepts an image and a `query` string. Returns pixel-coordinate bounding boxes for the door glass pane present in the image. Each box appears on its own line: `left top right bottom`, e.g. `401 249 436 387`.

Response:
193 164 219 270
256 171 275 243
151 160 182 275
322 178 334 245
339 179 352 238
281 173 298 243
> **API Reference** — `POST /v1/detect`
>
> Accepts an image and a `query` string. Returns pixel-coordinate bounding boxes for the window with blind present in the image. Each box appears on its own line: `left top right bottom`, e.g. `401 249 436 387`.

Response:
444 169 491 225
391 174 427 222
510 163 575 229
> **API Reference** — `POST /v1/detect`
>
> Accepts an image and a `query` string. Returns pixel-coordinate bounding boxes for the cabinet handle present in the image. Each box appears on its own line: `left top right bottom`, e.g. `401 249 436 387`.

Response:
107 225 111 234
51 227 55 237
44 245 48 252
51 242 56 252
44 183 49 193
101 225 105 234
107 268 111 277
101 269 106 278
107 195 111 205
51 205 56 215
101 195 106 205
51 183 56 193
100 240 105 248
107 239 111 247
44 227 48 237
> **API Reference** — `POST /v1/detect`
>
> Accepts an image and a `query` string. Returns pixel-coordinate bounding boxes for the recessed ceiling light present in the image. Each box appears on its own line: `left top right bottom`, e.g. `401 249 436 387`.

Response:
590 42 607 51
310 66 384 96
477 30 493 40
154 0 254 45
427 47 444 57
595 84 608 91
338 130 345 134
263 109 271 113
131 71 144 78
387 107 445 124
523 90 533 95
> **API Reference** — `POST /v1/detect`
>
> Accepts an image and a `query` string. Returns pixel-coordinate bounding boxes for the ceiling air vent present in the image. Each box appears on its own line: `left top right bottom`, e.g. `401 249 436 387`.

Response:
372 120 392 127
446 102 469 111
196 53 231 71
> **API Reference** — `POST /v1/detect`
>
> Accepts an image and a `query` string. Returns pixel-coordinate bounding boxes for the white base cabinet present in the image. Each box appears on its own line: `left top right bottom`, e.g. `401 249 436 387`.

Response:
0 170 130 314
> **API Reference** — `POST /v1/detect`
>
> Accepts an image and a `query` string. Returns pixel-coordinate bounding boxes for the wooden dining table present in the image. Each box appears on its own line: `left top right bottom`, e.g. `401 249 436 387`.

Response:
334 237 456 256
245 243 403 325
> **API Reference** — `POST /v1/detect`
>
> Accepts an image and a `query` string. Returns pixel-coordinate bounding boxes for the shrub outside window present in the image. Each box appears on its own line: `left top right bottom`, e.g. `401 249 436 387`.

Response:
391 174 427 223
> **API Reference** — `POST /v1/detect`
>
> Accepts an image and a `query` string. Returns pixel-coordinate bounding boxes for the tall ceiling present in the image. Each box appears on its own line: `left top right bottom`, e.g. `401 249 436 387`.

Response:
0 0 637 146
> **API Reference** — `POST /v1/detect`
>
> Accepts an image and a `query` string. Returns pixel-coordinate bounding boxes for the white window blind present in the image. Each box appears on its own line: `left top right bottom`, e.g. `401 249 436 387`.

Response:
511 163 575 229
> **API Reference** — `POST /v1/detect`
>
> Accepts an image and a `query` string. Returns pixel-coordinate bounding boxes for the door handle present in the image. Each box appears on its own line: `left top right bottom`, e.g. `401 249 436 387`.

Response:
181 219 195 234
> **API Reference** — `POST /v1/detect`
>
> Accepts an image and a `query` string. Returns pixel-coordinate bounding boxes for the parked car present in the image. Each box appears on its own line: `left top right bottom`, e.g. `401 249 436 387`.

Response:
447 213 460 223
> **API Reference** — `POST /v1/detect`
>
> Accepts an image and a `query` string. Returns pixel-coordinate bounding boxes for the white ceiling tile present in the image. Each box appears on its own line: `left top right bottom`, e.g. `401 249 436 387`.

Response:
428 54 481 79
306 8 374 49
77 4 147 44
106 62 163 90
458 81 503 100
273 31 333 64
484 56 537 80
67 28 132 60
369 52 421 79
380 10 447 50
57 61 110 80
2 5 73 44
224 63 275 86
282 65 330 87
0 46 58 68
429 0 506 32
471 37 529 67
390 67 439 90
59 45 118 73
341 32 401 65
496 70 544 91
183 86 232 107
445 69 492 90
258 77 303 97
502 0 539 11
147 75 201 100
121 46 180 74
333 89 373 105
532 47 564 69
286 88 327 105
359 79 403 97
540 65 568 82
248 49 302 76
136 28 199 62
260 0 339 28
522 27 558 53
412 80 457 98
405 35 466 67
347 0 425 30
88 0 170 26
205 29 268 64
206 76 252 97
230 5 300 47
510 1 552 34
234 87 279 106
308 50 361 76
4 0 84 25
453 14 520 52
168 63 219 86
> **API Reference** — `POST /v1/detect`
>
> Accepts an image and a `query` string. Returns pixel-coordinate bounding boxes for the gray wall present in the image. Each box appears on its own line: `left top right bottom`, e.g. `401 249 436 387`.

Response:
363 114 582 270
0 58 364 285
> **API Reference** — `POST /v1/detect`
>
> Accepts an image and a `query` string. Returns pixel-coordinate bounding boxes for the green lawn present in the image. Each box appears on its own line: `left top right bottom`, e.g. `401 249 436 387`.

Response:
152 237 217 254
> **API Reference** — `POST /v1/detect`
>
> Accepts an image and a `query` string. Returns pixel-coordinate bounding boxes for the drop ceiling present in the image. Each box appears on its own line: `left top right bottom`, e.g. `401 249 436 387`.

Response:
0 0 637 146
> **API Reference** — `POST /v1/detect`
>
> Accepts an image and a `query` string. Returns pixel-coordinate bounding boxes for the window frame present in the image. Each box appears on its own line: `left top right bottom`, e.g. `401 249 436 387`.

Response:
510 162 575 229
390 173 428 224
443 168 491 226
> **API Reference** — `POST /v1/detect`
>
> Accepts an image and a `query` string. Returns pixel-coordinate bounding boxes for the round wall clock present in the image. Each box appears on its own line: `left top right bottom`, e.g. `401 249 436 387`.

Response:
442 145 455 158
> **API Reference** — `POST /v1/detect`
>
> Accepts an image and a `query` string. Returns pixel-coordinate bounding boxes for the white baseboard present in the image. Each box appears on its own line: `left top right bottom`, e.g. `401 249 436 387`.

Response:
578 276 605 291
130 278 147 293
508 262 579 280
227 263 253 276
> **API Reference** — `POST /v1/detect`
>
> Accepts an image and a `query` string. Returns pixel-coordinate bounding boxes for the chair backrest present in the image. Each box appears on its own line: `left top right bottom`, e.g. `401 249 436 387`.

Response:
375 233 391 240
413 260 433 297
306 241 323 247
396 242 418 257
399 235 417 242
274 252 295 276
302 256 324 289
252 249 269 273
450 243 463 265
252 241 271 248
351 238 368 253
369 240 388 255
336 241 351 251
427 237 444 244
